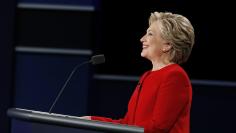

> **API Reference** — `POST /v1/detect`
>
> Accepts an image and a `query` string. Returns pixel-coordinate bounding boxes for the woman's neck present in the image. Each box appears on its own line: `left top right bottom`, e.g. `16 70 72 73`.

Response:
151 60 174 71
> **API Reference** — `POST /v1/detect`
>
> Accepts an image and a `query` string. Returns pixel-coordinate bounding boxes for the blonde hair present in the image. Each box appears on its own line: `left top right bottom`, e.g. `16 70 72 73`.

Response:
149 11 195 64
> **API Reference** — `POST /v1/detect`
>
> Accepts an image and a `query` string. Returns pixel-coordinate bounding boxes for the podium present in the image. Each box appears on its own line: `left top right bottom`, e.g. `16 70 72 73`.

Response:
7 108 144 133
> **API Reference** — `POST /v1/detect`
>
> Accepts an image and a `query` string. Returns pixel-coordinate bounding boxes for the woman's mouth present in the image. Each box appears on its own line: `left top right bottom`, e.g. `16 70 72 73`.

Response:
142 45 149 49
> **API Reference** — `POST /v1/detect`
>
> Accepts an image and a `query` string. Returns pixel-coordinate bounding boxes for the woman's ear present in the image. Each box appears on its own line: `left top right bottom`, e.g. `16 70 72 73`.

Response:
162 43 172 53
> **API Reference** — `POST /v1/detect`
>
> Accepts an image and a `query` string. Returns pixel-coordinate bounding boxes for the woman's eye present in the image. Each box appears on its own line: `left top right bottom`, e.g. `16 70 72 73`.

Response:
147 32 153 36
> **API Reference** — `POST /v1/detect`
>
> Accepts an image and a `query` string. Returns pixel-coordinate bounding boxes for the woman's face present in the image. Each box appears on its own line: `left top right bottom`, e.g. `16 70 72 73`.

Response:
140 21 168 61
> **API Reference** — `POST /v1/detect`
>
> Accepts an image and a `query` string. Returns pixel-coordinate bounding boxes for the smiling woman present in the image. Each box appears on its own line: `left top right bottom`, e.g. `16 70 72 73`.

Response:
81 11 195 133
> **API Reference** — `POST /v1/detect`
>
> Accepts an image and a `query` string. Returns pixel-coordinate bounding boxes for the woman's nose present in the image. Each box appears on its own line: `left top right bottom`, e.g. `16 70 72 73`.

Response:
140 35 145 42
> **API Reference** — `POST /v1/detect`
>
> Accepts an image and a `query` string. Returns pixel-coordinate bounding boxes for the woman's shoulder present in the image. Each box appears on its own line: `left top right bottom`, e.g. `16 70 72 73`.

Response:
140 64 190 81
160 64 190 80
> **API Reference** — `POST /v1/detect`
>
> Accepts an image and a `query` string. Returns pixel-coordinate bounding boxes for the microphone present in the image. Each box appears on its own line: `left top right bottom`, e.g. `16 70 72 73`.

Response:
48 54 105 113
90 54 105 65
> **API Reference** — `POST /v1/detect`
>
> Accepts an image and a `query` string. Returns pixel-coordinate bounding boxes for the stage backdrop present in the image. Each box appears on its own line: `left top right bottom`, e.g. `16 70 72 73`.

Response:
0 0 15 133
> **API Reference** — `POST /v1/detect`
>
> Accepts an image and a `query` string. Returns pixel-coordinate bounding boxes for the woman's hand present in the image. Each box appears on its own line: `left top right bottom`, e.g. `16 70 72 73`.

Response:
79 116 91 120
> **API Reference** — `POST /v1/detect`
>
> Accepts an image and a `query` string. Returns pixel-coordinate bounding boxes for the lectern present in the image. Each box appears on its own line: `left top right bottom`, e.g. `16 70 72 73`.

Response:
7 108 144 133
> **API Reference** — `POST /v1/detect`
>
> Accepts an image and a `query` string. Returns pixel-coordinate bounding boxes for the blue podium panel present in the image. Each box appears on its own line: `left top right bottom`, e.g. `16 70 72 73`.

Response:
12 119 103 133
8 108 144 133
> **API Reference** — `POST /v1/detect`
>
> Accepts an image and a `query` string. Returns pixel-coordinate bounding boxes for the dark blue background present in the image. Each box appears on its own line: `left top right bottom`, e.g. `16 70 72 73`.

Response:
0 0 15 132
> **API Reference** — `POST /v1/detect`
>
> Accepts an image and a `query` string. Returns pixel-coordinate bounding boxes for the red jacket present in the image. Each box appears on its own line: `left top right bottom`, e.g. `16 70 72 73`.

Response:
91 64 192 133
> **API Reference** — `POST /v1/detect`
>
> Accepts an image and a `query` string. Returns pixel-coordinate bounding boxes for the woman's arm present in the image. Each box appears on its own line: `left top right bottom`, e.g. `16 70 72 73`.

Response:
138 71 190 133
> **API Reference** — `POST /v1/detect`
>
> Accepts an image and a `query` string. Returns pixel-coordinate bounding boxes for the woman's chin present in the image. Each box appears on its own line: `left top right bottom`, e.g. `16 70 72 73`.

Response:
141 52 147 58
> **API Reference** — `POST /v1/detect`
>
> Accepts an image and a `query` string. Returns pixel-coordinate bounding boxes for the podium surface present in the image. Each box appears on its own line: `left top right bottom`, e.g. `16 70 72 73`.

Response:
7 108 144 133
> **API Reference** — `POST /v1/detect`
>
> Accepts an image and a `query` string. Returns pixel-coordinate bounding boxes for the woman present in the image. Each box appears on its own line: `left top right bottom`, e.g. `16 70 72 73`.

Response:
82 11 195 133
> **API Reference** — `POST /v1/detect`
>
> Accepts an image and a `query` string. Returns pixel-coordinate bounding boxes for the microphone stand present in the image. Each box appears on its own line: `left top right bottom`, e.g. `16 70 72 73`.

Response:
48 60 91 113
